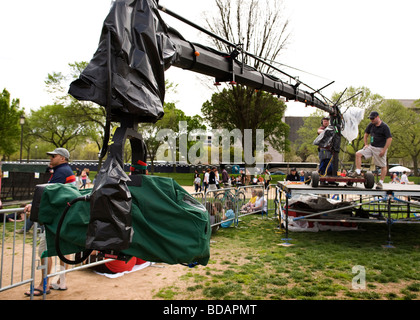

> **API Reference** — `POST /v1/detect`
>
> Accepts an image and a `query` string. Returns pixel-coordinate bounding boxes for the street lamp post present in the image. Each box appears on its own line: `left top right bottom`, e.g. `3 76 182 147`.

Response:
19 115 25 163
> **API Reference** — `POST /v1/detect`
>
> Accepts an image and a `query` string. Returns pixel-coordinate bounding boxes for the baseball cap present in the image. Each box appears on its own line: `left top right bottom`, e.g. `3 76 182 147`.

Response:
47 148 70 160
369 111 379 119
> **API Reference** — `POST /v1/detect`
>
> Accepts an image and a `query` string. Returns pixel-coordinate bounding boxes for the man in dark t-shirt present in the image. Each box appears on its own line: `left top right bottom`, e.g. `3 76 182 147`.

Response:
208 167 217 191
349 111 392 189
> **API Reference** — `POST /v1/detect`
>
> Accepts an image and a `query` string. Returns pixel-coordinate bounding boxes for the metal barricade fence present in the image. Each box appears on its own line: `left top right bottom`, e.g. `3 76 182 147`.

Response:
266 184 279 216
205 187 244 230
1 208 38 297
0 184 281 299
203 184 279 231
0 206 116 300
236 185 265 219
190 191 205 204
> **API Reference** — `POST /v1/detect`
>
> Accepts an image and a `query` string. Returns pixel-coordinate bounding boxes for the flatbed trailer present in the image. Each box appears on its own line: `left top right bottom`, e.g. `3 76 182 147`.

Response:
277 181 420 247
309 171 375 189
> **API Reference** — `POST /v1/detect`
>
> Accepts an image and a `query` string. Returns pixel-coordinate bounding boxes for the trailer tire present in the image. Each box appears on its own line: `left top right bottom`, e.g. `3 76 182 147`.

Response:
311 171 319 187
364 172 375 189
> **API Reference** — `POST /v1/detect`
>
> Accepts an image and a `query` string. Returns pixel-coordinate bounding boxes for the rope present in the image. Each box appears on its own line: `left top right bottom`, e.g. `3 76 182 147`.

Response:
320 155 334 177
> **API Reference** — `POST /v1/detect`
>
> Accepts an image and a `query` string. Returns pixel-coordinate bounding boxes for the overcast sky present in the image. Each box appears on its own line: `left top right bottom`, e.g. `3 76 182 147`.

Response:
1 0 419 118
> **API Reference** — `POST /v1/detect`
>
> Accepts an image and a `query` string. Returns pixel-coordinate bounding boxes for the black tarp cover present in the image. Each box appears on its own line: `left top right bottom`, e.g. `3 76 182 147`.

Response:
86 153 133 252
69 0 177 123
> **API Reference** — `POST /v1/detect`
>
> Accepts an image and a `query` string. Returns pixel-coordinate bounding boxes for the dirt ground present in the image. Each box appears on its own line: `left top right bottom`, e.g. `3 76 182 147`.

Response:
0 185 200 301
0 260 192 300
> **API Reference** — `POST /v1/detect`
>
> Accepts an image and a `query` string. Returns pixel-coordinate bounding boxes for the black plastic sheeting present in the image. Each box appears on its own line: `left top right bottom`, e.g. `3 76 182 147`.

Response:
69 0 177 123
85 153 133 252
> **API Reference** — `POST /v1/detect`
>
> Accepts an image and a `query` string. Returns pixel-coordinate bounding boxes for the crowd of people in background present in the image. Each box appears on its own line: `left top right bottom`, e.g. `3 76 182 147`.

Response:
193 167 273 193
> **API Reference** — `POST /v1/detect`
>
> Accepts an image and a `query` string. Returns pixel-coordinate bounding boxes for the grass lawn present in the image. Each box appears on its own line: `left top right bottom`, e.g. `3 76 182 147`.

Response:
90 171 420 187
155 215 420 300
4 172 419 301
147 172 287 186
136 172 420 187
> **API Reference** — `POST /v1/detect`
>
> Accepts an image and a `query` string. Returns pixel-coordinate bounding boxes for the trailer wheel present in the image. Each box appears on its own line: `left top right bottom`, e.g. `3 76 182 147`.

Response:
311 171 319 187
364 172 375 189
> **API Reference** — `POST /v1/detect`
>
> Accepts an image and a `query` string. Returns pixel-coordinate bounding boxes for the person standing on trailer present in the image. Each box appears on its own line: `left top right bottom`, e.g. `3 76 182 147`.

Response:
317 117 333 176
349 111 392 190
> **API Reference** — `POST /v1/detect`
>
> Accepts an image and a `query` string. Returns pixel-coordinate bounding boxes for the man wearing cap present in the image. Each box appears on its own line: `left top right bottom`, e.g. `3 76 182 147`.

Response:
45 148 76 184
286 168 300 182
349 111 392 189
317 117 333 177
24 147 75 296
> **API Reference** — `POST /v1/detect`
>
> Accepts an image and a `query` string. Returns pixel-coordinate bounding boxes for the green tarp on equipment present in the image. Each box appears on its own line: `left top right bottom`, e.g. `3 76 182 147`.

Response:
38 175 210 266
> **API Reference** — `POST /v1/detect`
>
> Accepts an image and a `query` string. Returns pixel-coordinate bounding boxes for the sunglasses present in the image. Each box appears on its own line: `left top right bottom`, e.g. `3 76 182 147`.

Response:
369 117 376 120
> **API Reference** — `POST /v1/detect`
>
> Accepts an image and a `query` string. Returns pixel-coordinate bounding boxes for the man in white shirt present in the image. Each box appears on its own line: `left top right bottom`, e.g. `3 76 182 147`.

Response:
400 171 409 184
203 169 210 192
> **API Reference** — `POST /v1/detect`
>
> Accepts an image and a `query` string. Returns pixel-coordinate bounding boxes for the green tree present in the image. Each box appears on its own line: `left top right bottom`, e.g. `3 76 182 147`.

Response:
294 110 325 162
20 116 38 162
380 99 420 176
0 89 23 159
139 102 207 171
202 88 289 164
203 0 291 163
45 62 106 153
29 104 90 152
414 98 420 109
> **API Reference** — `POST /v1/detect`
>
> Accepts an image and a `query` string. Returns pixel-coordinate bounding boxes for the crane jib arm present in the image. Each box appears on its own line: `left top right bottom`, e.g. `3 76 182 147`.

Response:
168 32 334 114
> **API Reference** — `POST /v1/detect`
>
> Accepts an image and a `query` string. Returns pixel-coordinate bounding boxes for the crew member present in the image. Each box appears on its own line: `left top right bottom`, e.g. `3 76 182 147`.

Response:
350 111 392 190
286 168 300 182
24 148 76 296
317 117 333 176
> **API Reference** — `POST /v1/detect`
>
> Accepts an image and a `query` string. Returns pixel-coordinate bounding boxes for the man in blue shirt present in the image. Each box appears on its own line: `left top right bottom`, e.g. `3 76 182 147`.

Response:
24 147 75 296
45 148 76 185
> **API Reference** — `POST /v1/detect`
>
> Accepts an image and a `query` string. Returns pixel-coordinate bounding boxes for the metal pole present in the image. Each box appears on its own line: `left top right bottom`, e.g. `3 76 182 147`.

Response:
281 194 292 244
386 195 394 248
29 223 38 300
292 198 385 221
19 122 24 163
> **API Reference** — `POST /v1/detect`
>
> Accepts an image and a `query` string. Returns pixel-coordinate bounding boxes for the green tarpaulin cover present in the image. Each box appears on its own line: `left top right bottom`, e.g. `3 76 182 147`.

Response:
38 175 210 266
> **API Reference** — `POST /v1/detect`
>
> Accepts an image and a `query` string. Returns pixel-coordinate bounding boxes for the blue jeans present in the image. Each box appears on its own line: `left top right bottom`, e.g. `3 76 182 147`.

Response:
319 158 332 176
